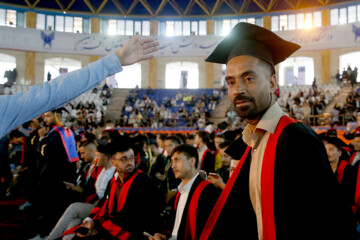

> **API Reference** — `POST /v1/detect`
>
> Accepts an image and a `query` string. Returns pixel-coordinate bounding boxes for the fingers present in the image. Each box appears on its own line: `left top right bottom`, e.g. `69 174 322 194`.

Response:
142 41 160 50
143 46 158 55
139 37 157 45
140 54 154 61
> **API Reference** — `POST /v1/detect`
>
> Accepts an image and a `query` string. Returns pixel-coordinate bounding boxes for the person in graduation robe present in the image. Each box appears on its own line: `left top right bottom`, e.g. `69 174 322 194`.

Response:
62 139 161 240
324 137 357 210
153 144 221 240
199 22 357 240
29 108 80 238
194 131 215 175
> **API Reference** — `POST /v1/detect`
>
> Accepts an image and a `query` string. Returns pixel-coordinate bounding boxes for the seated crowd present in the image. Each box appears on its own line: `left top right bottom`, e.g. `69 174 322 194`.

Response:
2 106 360 240
119 88 225 128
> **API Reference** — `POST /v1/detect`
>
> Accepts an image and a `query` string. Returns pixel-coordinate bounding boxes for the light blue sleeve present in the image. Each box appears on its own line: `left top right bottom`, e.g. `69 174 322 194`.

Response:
0 53 122 138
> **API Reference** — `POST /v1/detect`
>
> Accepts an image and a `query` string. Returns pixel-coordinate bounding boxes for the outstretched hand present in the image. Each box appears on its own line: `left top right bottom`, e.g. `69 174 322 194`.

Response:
116 34 159 66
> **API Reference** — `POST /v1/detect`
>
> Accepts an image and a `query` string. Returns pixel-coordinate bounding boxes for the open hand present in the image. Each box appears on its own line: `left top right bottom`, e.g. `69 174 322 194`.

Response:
116 35 159 66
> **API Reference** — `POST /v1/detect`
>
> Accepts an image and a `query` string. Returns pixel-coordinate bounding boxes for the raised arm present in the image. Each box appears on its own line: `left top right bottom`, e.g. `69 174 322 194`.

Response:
0 35 159 138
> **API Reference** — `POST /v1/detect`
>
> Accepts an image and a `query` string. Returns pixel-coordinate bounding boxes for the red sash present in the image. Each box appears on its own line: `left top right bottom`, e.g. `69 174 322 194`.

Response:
200 149 211 170
261 116 296 240
61 170 141 240
184 180 211 240
200 115 295 240
336 160 348 184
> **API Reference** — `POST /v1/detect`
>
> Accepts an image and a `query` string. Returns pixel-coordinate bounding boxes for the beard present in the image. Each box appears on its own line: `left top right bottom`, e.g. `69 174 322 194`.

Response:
232 94 270 121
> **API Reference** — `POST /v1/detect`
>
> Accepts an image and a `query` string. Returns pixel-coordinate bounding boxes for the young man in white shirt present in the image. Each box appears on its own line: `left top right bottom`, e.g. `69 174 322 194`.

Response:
152 144 221 240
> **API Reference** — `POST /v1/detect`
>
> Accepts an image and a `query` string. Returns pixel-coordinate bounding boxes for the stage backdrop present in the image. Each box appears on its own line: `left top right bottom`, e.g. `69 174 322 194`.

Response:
1 23 360 57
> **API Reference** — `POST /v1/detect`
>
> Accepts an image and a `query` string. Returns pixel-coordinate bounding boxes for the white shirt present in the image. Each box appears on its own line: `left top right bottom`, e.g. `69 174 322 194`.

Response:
352 152 360 166
171 173 199 240
95 166 116 199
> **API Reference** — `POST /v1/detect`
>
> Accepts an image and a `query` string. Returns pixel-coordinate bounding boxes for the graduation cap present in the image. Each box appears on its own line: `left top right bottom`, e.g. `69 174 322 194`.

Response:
51 107 69 114
225 136 248 160
97 142 112 154
206 22 301 67
324 137 347 150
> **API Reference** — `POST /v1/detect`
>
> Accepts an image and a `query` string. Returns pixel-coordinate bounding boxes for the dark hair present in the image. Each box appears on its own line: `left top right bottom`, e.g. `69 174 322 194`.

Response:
84 132 96 142
219 140 233 150
196 131 210 144
108 140 132 156
157 133 166 140
186 134 194 140
165 135 181 145
171 144 199 168
79 140 96 148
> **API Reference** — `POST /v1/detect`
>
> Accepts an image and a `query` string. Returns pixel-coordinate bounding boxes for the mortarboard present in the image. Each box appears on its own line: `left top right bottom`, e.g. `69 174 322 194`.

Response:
324 137 347 150
51 107 69 114
206 22 301 67
97 142 112 154
225 136 248 160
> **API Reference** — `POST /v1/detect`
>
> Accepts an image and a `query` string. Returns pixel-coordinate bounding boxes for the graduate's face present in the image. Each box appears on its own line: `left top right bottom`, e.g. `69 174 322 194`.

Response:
219 148 231 167
111 149 135 174
325 143 341 164
214 137 224 150
44 112 57 126
353 137 360 151
165 140 178 156
171 151 195 180
226 56 277 124
96 151 108 167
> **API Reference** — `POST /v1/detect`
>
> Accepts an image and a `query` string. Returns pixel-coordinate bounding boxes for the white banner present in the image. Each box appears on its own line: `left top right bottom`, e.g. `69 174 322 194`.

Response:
0 23 360 57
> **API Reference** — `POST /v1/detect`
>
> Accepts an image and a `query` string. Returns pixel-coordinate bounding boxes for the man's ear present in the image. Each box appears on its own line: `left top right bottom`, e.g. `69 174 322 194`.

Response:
269 74 277 95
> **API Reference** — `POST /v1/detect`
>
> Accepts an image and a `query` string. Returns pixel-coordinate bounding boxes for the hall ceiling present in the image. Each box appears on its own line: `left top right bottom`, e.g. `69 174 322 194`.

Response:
0 0 357 17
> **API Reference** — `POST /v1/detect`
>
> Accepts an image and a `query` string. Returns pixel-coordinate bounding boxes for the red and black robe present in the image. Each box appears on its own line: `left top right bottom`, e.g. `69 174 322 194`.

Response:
200 116 357 240
172 175 221 240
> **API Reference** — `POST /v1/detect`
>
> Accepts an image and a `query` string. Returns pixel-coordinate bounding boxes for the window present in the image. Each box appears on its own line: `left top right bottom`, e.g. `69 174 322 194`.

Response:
183 21 190 36
305 13 312 29
0 53 16 84
46 15 54 30
221 19 231 36
36 13 45 30
83 18 90 33
73 17 82 33
6 9 16 27
117 20 125 35
166 21 174 36
230 19 238 29
44 58 81 82
174 21 182 36
0 9 5 26
64 16 73 32
16 12 25 28
125 20 133 35
247 18 255 25
142 21 150 36
279 57 314 86
271 16 279 31
348 6 356 23
55 16 64 31
313 11 321 27
296 13 304 29
288 14 296 30
255 18 263 27
191 21 198 35
199 21 206 35
134 21 141 35
358 5 360 22
108 19 117 35
330 8 339 25
339 8 347 25
279 15 287 31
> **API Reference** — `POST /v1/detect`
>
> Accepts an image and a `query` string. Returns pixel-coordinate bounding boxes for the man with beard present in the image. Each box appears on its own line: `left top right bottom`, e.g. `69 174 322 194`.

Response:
199 22 356 240
29 108 79 240
63 140 160 240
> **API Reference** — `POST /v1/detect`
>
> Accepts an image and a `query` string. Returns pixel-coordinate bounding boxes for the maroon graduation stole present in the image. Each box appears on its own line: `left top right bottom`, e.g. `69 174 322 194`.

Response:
184 180 211 240
336 160 349 184
200 115 296 240
200 149 211 170
47 125 79 163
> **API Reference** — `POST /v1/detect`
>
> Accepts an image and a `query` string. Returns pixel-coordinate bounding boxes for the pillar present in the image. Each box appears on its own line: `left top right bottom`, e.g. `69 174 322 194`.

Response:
205 19 215 88
148 20 158 88
25 11 36 84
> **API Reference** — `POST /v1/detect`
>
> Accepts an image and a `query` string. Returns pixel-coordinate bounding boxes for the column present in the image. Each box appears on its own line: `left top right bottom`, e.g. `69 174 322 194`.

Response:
25 12 36 84
148 20 158 88
205 19 215 88
90 18 100 62
320 9 331 84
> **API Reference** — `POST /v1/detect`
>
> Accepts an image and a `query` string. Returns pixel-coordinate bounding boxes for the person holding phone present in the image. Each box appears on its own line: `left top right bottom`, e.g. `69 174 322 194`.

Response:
151 144 221 240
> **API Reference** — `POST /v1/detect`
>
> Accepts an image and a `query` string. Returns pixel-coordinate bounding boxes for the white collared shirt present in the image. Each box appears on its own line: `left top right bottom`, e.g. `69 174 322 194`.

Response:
95 166 116 199
171 173 199 240
242 102 284 240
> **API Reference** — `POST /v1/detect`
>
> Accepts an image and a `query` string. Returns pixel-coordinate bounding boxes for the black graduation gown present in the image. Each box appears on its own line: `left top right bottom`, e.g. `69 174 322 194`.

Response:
205 122 357 240
200 150 215 175
175 175 221 240
92 171 162 240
